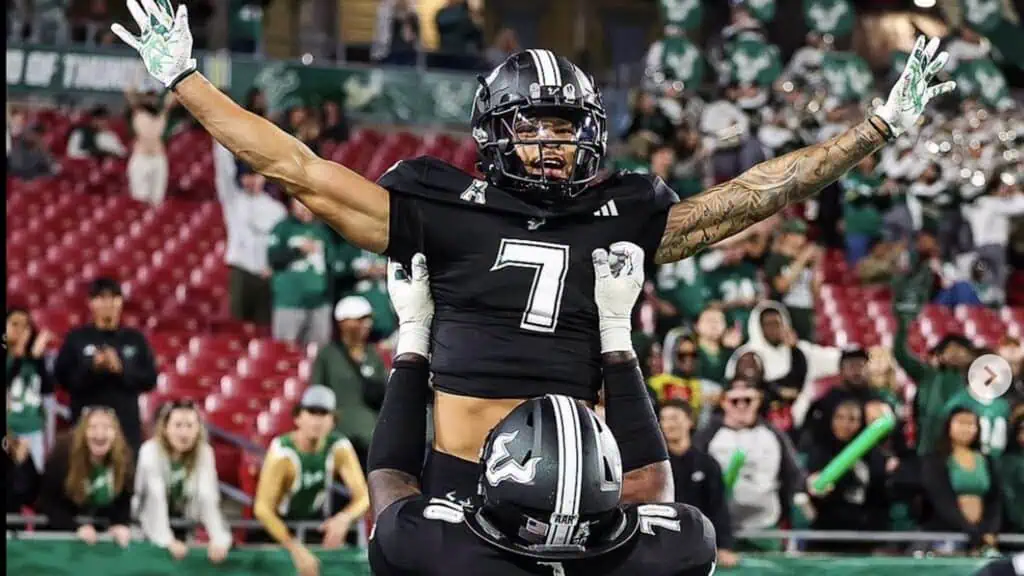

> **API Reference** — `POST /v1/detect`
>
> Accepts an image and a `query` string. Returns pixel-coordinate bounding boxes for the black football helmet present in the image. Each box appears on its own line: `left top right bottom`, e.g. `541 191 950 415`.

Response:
463 394 638 560
470 49 608 205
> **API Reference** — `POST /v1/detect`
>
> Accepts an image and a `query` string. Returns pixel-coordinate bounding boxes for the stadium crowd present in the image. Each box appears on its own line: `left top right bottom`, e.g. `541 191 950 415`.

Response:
6 0 1024 574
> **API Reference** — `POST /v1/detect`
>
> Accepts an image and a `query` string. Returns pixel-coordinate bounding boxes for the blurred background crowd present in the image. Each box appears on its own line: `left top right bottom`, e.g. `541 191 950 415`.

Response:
6 0 1024 572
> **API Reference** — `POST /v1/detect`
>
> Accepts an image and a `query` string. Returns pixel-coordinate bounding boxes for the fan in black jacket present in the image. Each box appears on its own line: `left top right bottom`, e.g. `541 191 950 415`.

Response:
804 399 890 553
658 399 738 568
53 278 157 453
37 407 134 548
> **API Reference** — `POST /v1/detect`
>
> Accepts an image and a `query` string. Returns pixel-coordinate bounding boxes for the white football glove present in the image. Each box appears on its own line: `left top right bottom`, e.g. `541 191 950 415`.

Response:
592 242 645 354
111 0 196 88
387 253 434 358
875 35 956 138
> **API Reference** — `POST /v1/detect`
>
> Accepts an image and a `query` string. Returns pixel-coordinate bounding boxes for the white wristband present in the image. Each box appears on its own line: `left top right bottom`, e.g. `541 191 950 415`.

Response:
599 319 633 354
394 323 431 358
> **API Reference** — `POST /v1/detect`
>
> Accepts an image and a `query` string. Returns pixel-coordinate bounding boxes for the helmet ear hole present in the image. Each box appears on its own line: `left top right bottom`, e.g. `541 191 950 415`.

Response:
603 458 615 483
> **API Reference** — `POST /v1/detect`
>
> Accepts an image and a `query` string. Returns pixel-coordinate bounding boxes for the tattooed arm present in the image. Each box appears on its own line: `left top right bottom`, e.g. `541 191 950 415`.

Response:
654 34 958 264
653 117 890 264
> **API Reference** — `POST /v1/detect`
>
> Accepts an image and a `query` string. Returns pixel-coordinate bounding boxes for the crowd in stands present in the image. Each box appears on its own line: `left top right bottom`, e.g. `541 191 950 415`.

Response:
6 0 1024 570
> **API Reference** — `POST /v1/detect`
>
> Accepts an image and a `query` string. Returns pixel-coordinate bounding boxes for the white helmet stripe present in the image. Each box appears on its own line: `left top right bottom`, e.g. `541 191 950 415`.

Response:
545 394 583 546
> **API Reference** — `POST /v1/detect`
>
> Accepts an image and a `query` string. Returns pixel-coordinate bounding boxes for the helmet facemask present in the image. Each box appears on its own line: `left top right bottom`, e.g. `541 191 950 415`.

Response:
478 104 606 205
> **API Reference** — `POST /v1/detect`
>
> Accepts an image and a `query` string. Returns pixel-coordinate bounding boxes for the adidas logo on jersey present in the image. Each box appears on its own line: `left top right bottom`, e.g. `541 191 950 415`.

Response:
593 200 619 217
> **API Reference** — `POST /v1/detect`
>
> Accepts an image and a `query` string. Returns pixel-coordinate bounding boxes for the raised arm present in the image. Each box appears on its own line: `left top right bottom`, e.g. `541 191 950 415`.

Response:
593 243 673 503
654 36 955 264
112 1 389 253
367 255 435 519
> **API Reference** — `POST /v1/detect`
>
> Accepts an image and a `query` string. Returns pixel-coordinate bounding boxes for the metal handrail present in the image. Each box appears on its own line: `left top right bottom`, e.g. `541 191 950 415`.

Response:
6 514 360 545
11 514 1024 546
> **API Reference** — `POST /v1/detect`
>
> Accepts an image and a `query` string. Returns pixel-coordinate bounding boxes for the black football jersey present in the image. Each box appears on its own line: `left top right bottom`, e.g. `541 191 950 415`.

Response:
379 157 678 401
368 496 717 576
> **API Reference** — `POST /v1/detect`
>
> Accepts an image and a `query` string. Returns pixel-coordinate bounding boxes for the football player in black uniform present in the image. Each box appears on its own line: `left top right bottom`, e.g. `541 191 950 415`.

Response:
117 2 954 503
366 242 716 576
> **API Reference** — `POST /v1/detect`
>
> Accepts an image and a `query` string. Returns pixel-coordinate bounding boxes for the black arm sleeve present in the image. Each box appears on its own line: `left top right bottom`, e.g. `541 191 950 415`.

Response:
367 357 431 477
920 454 977 535
602 358 668 473
701 452 735 549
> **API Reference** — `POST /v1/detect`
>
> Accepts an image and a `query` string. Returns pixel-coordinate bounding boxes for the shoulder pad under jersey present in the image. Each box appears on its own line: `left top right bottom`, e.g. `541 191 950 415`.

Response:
377 156 545 218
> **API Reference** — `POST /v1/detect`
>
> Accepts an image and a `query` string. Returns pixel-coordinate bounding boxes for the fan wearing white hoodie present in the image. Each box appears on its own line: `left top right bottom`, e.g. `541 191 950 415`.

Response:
726 301 842 430
134 400 231 563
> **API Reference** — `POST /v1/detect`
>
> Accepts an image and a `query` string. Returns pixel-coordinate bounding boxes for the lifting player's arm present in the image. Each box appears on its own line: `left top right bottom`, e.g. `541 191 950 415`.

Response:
112 0 389 252
653 36 956 264
593 243 673 503
367 255 435 519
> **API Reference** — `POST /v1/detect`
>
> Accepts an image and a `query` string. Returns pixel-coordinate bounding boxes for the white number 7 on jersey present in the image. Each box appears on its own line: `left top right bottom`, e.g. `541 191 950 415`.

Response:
491 239 570 333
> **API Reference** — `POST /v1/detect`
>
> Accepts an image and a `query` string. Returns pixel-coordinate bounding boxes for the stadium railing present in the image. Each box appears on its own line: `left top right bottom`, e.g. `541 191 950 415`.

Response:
8 515 1020 576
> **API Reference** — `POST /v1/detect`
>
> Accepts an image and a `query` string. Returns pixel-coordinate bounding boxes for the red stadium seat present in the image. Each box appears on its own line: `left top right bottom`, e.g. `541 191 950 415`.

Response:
237 356 299 379
188 335 246 357
176 353 235 378
256 410 293 438
205 392 268 417
220 374 282 400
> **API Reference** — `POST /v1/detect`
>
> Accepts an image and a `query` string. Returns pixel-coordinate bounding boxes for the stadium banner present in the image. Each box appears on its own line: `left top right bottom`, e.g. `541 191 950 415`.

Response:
6 44 478 126
5 539 992 575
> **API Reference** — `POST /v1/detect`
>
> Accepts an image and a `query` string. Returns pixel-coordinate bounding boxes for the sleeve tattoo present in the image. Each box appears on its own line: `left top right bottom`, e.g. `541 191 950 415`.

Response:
654 117 890 264
368 469 421 521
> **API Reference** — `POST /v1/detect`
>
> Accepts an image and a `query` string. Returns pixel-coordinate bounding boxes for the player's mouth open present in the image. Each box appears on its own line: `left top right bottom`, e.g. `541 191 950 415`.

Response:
532 157 567 178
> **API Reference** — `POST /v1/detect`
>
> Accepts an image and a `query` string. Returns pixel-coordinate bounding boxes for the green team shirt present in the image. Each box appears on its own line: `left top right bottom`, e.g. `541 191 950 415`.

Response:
87 466 115 509
705 260 760 331
764 252 815 340
7 357 46 434
803 0 854 36
167 460 188 515
657 36 705 87
697 344 733 384
229 0 263 46
659 0 703 31
945 391 1011 458
840 170 884 237
270 432 349 520
656 258 709 323
268 219 334 309
348 250 397 338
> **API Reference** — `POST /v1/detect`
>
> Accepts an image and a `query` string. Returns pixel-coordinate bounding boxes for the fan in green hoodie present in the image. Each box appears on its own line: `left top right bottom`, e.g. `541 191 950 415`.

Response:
892 276 978 456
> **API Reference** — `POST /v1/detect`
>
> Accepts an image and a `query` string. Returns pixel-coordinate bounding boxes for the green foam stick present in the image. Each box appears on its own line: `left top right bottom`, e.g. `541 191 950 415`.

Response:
723 449 747 492
813 412 896 492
